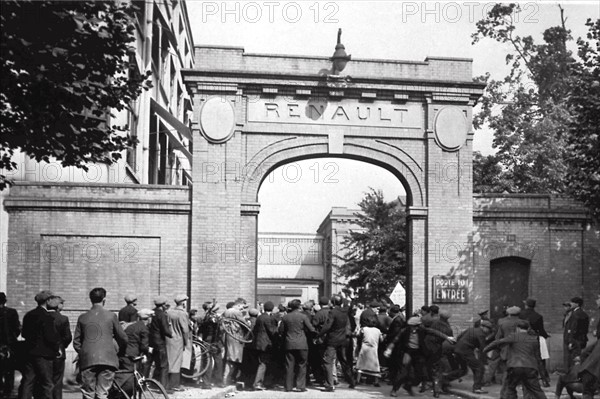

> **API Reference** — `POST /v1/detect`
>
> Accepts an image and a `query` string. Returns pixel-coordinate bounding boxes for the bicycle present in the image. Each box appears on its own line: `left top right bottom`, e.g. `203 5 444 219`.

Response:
109 355 169 399
181 338 214 381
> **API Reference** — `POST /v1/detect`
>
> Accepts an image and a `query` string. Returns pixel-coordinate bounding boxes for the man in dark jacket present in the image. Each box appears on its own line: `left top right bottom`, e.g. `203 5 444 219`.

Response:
73 287 128 399
199 301 224 389
252 301 277 390
520 297 550 386
483 320 547 399
577 339 600 399
48 297 72 399
0 292 21 398
18 290 60 399
118 295 138 323
447 320 493 394
564 296 590 369
319 295 356 392
383 305 406 384
116 308 152 396
311 297 330 385
149 296 173 391
278 299 315 392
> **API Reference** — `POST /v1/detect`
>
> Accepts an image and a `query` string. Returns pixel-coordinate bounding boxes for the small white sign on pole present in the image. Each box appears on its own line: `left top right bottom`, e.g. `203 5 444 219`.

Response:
389 282 406 307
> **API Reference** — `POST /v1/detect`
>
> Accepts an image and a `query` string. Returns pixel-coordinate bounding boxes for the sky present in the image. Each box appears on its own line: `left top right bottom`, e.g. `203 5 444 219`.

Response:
185 1 599 233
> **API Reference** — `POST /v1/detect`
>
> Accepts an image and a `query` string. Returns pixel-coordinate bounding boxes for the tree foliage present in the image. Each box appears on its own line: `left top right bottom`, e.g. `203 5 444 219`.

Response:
472 5 600 219
1 0 151 189
337 189 407 302
565 19 600 221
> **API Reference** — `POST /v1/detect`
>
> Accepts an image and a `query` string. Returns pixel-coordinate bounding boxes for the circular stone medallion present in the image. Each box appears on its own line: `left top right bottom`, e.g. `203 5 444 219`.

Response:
434 107 468 151
199 97 236 143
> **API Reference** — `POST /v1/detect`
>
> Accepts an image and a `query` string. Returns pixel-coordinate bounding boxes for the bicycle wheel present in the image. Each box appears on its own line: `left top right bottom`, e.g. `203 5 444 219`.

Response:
181 340 212 379
137 378 169 399
220 317 254 343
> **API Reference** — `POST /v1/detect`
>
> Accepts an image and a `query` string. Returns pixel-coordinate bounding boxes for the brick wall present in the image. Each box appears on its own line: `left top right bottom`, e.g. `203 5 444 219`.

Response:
4 182 191 321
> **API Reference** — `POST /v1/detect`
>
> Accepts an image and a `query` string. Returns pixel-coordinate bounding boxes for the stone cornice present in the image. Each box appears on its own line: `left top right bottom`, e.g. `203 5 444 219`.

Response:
183 69 486 94
3 197 191 214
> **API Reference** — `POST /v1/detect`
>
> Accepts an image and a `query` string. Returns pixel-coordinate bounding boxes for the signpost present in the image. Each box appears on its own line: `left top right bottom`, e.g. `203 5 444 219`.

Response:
432 275 469 303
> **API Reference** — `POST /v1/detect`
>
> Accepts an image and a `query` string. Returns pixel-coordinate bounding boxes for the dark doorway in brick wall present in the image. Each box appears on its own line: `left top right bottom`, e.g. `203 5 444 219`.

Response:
490 256 531 322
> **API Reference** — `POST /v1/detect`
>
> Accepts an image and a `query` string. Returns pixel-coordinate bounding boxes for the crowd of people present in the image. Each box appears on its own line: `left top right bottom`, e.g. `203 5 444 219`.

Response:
0 289 599 399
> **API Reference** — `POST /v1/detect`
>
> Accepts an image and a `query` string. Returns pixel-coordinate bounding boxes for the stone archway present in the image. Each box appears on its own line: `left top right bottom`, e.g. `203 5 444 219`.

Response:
184 45 484 315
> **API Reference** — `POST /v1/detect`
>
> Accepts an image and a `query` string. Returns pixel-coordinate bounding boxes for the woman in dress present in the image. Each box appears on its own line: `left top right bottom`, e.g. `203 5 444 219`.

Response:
356 318 383 387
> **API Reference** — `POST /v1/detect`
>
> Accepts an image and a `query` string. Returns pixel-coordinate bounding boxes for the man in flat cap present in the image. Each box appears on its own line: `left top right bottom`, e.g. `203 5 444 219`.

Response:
73 287 128 399
47 296 72 399
118 295 138 323
520 298 550 386
149 296 173 391
251 301 278 390
483 320 547 399
116 309 152 396
563 296 590 370
166 295 190 392
0 292 20 398
18 290 60 399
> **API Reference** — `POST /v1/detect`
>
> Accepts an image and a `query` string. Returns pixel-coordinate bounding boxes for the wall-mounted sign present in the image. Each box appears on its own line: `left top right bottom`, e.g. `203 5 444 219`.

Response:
432 275 469 303
247 98 422 129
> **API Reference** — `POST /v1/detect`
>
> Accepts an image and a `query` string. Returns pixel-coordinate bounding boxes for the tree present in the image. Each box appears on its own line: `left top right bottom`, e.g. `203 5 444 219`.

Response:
472 4 600 219
1 0 151 190
565 19 600 221
337 188 407 302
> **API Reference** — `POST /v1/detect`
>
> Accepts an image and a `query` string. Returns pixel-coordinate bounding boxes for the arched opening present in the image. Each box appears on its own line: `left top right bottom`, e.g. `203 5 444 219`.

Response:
255 157 407 305
489 256 531 321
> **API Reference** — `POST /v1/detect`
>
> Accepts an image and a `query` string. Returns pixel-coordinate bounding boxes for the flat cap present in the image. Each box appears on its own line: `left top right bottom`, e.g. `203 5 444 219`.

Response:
154 296 168 306
407 316 422 326
174 294 189 303
319 296 330 306
34 290 54 304
478 310 489 317
523 298 536 308
124 294 137 303
570 296 583 306
506 306 521 315
249 308 259 317
138 309 154 319
369 301 382 308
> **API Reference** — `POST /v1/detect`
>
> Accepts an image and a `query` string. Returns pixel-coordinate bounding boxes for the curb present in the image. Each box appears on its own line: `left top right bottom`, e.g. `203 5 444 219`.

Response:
446 388 496 399
203 386 237 399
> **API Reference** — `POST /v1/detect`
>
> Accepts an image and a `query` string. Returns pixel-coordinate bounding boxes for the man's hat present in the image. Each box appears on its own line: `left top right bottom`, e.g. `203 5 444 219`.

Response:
478 310 489 317
34 290 54 304
369 300 382 308
319 296 329 306
523 298 536 308
154 296 168 306
506 306 521 315
138 309 154 319
124 294 137 303
174 294 189 303
249 308 259 317
570 296 583 306
407 316 422 326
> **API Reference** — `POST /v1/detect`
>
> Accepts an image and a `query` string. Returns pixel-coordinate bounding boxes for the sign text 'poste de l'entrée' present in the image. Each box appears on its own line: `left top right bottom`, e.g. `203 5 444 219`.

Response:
432 275 469 303
247 98 422 128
